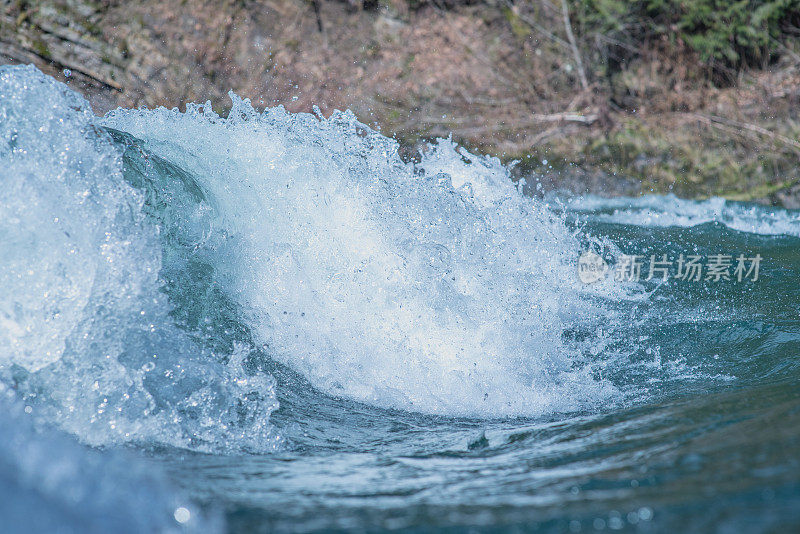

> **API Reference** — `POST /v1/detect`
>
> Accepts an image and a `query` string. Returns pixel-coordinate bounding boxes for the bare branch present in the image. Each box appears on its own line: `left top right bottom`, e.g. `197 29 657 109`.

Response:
559 0 589 91
685 113 800 154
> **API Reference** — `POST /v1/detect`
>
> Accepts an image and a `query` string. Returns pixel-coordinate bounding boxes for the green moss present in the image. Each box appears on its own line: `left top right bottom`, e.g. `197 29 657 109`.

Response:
503 7 532 40
31 37 50 59
572 0 800 75
500 116 800 201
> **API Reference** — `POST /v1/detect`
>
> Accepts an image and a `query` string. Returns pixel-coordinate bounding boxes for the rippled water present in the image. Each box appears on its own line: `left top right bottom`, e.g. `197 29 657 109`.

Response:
1 65 798 533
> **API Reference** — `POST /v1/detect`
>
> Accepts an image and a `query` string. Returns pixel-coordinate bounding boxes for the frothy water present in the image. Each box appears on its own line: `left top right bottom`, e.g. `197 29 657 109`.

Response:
562 193 800 237
101 92 623 417
0 65 278 452
2 65 799 532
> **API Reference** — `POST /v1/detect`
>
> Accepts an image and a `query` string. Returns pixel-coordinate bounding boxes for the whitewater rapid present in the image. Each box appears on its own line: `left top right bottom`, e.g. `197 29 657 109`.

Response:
1 62 623 454
101 93 623 418
5 63 799 448
4 64 800 533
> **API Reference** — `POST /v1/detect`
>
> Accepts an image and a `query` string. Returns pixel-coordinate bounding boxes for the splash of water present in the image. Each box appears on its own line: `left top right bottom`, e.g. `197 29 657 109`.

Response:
1 63 629 461
0 65 278 453
102 92 619 417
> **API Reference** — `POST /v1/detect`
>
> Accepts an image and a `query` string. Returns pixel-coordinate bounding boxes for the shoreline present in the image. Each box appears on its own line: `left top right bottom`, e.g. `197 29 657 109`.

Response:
3 0 799 206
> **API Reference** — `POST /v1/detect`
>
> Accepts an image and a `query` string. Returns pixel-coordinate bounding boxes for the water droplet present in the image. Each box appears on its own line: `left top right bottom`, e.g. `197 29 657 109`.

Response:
174 506 191 524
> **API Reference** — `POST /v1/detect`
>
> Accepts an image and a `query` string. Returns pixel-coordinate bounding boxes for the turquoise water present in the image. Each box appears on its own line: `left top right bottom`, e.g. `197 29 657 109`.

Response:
1 65 799 533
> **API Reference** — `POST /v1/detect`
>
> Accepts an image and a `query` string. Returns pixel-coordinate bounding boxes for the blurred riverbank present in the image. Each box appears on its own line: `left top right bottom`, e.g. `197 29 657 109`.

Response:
2 0 799 205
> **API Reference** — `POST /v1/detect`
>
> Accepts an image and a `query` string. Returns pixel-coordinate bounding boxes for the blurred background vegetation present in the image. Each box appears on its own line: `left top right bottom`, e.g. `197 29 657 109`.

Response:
2 0 800 204
574 0 799 72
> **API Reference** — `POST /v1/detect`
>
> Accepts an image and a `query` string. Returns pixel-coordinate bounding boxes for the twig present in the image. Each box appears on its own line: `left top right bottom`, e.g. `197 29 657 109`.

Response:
310 0 323 33
0 39 123 91
770 36 800 65
559 0 588 91
421 111 598 137
686 113 800 154
501 0 570 50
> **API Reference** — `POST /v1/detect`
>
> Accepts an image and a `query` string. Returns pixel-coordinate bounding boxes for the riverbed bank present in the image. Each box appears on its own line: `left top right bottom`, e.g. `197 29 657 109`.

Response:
3 0 798 205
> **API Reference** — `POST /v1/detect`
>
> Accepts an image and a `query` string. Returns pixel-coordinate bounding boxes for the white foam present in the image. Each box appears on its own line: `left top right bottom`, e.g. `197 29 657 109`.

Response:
563 194 800 236
103 95 618 417
0 65 278 452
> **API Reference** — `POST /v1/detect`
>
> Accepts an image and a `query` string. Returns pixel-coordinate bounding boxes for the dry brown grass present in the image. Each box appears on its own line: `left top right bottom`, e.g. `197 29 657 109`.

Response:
2 0 799 203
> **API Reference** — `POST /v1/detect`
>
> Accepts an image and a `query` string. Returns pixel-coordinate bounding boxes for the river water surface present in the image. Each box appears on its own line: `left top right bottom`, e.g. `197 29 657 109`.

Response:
1 65 798 533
